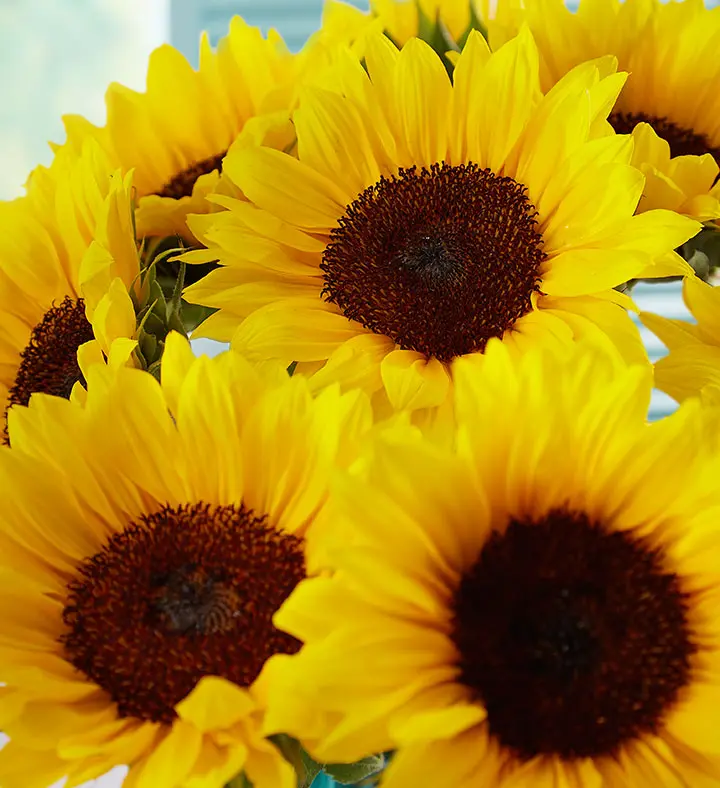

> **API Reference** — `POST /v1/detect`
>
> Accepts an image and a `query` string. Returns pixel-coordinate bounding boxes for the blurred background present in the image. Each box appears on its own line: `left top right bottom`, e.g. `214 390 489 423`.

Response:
0 0 686 422
0 0 375 201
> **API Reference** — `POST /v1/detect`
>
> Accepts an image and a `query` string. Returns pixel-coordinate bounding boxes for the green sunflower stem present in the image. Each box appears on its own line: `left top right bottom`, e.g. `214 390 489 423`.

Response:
167 260 186 328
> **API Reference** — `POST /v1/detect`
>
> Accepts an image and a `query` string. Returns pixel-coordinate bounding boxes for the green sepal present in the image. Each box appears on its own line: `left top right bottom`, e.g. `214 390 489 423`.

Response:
148 279 169 321
679 223 720 281
323 754 386 785
686 249 711 281
416 4 459 74
166 307 187 337
139 331 159 368
225 773 253 788
141 310 169 341
270 734 322 788
457 1 488 47
299 750 324 788
146 358 163 382
180 303 217 334
287 361 298 377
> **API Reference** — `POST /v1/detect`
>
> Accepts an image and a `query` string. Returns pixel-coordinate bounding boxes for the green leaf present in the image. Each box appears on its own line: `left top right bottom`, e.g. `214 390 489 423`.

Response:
180 303 217 335
324 754 386 785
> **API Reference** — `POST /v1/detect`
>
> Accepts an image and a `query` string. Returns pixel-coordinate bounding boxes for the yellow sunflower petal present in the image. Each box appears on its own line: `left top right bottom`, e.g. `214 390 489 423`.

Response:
380 350 450 411
133 722 203 788
223 147 347 229
232 300 363 363
654 345 720 402
176 676 256 732
393 39 453 168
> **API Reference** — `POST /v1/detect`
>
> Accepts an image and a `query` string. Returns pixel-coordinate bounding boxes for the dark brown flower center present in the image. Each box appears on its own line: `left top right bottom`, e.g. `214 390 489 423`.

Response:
451 508 695 761
61 502 305 725
610 111 720 164
3 296 93 444
155 151 226 200
320 162 545 362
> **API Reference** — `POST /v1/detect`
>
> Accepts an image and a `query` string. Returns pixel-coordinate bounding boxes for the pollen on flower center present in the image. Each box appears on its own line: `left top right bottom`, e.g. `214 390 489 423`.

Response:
610 111 720 163
320 162 546 362
61 502 305 725
156 151 227 199
3 296 93 444
450 508 696 761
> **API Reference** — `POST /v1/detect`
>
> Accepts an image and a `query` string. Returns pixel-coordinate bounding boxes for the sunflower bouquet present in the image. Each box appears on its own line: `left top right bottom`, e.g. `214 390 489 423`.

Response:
4 0 720 786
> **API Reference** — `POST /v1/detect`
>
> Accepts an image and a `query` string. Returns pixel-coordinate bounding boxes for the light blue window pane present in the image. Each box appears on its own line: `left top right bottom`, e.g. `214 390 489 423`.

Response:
631 281 687 420
172 0 369 59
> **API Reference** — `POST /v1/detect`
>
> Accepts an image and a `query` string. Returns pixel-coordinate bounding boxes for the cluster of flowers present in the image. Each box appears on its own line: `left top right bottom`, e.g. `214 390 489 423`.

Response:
5 0 720 785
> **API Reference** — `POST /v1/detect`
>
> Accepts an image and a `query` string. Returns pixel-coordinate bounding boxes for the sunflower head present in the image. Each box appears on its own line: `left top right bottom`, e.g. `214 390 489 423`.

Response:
183 29 698 415
0 332 375 788
51 17 302 243
266 338 720 787
0 139 146 441
506 0 720 221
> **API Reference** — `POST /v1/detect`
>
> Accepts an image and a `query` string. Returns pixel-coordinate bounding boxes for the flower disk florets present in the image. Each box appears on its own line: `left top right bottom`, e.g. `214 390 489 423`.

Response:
321 162 546 362
610 111 720 163
61 502 305 724
4 296 92 443
156 151 226 199
451 508 695 761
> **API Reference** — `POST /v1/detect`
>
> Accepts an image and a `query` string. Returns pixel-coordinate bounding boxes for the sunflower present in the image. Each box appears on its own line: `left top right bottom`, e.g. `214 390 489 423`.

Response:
53 16 330 242
0 330 373 788
0 139 144 442
513 0 720 220
264 338 720 787
182 30 698 413
321 0 487 49
641 274 720 402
